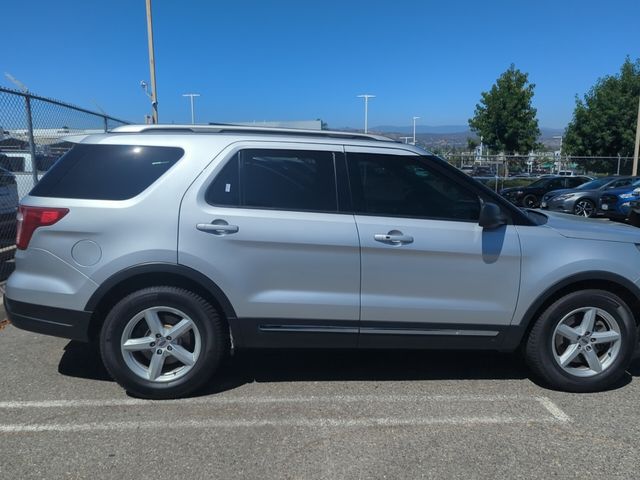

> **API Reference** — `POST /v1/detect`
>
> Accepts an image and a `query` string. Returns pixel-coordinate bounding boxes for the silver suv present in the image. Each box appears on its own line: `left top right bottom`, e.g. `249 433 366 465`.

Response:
5 125 640 398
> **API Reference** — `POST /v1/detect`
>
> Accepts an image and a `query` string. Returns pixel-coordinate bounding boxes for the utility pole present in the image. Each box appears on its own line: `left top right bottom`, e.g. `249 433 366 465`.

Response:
617 153 621 176
412 116 420 145
145 0 159 123
553 135 563 173
182 93 200 124
357 94 375 133
633 94 640 176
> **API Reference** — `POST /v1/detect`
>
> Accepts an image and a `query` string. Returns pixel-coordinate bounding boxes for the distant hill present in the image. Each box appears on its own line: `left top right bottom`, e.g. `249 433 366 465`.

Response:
370 125 470 134
350 125 566 150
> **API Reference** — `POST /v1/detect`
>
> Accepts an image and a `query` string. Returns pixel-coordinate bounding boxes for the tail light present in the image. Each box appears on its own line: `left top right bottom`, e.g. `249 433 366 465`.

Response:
16 205 69 250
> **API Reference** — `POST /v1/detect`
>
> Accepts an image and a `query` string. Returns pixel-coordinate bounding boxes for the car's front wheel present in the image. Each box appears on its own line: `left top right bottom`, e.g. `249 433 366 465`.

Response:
525 289 636 392
573 198 596 217
100 286 228 399
522 194 539 208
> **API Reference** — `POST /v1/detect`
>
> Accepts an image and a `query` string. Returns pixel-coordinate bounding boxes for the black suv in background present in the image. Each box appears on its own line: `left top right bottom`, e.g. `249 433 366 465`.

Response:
500 176 592 208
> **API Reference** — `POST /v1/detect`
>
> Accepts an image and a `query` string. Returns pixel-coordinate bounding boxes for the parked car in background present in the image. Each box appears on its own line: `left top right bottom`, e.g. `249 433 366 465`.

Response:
501 175 592 208
599 180 640 222
0 167 19 247
471 166 496 177
629 198 640 227
541 176 637 218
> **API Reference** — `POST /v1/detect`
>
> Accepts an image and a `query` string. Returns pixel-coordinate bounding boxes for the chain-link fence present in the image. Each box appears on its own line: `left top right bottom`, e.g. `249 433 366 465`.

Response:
443 153 635 177
0 86 128 286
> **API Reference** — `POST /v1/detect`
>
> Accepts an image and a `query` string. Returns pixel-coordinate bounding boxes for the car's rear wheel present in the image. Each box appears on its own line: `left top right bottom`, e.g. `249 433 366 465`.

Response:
573 199 596 217
100 286 228 399
525 289 636 392
522 194 539 208
629 210 640 227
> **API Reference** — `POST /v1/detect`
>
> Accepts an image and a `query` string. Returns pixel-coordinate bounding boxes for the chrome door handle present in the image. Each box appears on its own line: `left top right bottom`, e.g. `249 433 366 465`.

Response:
196 220 239 235
374 230 414 245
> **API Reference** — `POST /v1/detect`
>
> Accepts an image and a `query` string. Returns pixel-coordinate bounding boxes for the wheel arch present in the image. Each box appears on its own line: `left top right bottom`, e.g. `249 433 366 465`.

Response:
85 263 238 342
502 271 640 351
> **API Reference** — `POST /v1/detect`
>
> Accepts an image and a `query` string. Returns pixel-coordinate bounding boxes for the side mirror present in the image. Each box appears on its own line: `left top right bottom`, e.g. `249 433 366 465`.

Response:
479 202 507 229
633 188 640 196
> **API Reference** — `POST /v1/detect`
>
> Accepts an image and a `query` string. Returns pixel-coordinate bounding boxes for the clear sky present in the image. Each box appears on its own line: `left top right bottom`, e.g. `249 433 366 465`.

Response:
2 0 639 129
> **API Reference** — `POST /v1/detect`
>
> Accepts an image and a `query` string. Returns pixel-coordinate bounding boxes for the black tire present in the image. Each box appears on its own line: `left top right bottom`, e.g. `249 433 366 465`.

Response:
100 286 228 399
629 210 640 228
525 289 637 392
522 194 539 208
573 198 596 218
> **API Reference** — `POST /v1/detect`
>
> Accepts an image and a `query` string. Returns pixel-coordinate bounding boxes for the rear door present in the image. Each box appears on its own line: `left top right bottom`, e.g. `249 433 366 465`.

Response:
346 147 521 348
179 143 360 348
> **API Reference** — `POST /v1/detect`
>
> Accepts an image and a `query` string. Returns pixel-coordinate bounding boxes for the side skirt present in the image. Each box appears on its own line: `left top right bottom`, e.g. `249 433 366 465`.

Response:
231 318 511 350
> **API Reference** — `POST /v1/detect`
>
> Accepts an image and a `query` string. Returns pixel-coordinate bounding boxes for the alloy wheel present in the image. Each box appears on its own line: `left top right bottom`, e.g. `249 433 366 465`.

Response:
120 306 202 382
551 307 621 377
574 200 595 217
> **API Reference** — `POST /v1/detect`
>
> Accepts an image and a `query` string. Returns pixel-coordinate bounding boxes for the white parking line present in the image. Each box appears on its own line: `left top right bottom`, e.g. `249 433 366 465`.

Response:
0 416 563 433
535 396 571 422
0 394 570 433
0 394 564 409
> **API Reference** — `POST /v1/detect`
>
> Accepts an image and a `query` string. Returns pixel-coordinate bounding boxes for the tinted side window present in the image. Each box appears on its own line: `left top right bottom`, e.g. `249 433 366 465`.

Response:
30 144 184 200
566 177 585 188
206 149 338 213
206 154 240 206
546 179 564 190
612 179 632 188
347 153 480 221
0 155 25 172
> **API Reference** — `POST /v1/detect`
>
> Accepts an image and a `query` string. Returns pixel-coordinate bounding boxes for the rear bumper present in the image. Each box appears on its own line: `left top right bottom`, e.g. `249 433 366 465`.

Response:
4 296 92 342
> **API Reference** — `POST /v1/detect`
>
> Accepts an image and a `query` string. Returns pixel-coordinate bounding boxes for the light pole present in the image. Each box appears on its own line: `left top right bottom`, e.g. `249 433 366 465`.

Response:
357 94 375 133
553 135 563 173
145 0 159 123
633 94 640 176
400 136 412 144
412 116 420 145
182 93 200 124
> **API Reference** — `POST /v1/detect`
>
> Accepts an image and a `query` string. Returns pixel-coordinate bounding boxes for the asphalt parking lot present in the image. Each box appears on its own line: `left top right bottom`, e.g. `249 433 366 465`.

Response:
1 323 640 479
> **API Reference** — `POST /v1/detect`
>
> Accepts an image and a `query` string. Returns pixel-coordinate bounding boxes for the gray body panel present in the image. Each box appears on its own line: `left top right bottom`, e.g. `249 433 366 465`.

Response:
355 215 521 327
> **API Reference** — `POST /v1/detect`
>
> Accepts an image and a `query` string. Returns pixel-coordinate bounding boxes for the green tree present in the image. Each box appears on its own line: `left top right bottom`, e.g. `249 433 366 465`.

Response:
564 57 640 173
466 137 478 151
469 64 541 155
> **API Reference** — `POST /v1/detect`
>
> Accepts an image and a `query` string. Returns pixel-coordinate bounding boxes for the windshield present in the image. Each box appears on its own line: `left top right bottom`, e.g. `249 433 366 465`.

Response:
576 178 610 190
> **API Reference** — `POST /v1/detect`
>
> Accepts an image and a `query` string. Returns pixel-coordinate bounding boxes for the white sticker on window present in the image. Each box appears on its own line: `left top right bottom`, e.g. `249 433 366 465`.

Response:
225 183 231 193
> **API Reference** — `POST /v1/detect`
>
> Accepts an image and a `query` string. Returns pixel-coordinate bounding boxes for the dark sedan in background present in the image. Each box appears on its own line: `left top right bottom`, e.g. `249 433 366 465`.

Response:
540 176 637 217
500 175 592 208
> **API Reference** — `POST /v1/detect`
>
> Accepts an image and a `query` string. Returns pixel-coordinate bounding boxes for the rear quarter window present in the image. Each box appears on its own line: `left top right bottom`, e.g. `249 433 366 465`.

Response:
29 144 184 200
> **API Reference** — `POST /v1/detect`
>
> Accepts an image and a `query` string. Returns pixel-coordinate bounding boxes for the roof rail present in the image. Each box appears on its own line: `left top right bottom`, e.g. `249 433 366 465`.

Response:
109 124 395 142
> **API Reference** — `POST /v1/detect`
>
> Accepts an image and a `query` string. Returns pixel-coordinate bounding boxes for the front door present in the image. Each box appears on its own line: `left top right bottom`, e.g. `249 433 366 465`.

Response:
345 148 522 348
